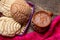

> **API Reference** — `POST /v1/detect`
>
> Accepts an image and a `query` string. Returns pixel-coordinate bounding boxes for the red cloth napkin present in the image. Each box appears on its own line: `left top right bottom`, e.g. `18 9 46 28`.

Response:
0 16 60 40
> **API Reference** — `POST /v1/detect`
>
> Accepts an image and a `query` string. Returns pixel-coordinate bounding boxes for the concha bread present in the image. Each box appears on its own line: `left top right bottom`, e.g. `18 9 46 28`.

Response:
11 0 32 24
0 17 21 37
0 0 16 17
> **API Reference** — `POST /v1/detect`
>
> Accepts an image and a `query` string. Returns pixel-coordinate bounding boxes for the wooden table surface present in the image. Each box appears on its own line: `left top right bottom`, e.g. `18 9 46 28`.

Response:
27 0 60 15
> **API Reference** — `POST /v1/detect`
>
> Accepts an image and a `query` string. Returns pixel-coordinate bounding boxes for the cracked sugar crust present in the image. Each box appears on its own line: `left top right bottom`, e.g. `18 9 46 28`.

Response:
0 0 16 17
11 0 32 24
0 17 21 37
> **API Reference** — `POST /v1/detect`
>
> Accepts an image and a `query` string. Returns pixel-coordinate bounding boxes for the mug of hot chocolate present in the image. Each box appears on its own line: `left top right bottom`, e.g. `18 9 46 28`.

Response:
32 11 53 33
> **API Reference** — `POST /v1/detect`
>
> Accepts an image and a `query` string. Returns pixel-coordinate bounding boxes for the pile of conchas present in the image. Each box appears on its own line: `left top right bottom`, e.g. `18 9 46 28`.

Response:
0 0 53 37
0 0 32 37
32 11 53 33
